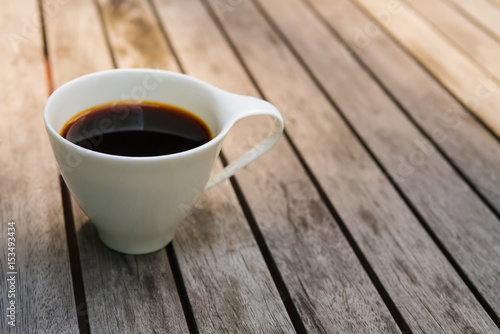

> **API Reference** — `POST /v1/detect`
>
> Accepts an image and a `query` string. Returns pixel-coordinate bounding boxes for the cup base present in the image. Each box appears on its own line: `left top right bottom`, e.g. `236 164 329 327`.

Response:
97 229 174 255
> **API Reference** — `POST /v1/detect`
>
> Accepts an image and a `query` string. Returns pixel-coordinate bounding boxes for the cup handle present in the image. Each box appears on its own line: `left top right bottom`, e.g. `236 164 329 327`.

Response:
205 96 284 189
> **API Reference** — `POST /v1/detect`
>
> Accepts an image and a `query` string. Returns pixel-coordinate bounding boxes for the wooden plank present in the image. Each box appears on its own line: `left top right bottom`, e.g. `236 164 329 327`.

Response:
190 0 500 332
0 0 78 333
351 0 500 138
152 0 403 332
440 0 500 42
405 0 500 79
44 1 188 333
268 0 500 318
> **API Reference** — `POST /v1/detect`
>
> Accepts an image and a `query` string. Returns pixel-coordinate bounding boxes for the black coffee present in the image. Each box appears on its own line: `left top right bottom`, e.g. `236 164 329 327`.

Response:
61 101 212 157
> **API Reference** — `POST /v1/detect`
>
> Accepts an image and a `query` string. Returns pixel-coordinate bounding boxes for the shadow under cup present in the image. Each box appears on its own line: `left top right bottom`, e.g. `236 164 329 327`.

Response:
44 69 283 254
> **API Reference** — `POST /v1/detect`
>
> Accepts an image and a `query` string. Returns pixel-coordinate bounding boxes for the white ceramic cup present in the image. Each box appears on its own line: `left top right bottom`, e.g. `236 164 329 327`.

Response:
44 69 283 254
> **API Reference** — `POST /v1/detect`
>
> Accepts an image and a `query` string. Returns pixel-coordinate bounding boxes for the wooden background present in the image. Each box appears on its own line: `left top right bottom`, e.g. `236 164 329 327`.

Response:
1 0 500 333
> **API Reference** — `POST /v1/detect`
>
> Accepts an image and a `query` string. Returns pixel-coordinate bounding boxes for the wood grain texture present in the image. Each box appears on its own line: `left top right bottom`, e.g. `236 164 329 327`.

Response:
0 0 78 333
153 0 402 332
352 0 500 138
262 0 500 319
405 0 500 79
196 0 500 332
440 0 500 42
45 1 188 333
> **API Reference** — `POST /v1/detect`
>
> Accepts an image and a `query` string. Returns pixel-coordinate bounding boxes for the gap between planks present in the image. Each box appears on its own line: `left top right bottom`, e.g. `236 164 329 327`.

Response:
166 244 199 334
59 177 91 334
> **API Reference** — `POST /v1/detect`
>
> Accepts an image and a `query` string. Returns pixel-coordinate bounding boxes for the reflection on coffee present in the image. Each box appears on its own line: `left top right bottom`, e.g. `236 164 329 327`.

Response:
61 101 212 157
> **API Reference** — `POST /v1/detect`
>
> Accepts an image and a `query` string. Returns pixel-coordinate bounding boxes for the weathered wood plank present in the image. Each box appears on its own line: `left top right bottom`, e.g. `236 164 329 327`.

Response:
153 0 403 332
45 1 188 333
352 0 500 139
194 0 500 332
263 0 500 319
405 0 500 79
440 0 500 42
0 0 78 333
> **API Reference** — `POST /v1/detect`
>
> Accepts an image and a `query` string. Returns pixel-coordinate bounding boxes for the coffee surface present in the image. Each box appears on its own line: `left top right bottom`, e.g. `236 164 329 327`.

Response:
61 102 212 157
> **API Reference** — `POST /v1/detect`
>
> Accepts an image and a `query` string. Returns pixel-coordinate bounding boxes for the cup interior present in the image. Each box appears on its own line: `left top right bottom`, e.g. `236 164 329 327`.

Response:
45 70 223 139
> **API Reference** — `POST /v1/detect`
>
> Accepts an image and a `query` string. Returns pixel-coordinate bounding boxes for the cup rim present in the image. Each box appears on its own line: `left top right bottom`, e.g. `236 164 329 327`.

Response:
44 69 231 161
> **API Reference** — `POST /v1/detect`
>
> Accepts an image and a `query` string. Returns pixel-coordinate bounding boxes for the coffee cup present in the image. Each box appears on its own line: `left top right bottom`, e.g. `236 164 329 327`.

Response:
44 69 283 254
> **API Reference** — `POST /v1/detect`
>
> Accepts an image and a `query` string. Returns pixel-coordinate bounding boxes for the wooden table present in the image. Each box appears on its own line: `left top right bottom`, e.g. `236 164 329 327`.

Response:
2 0 500 332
